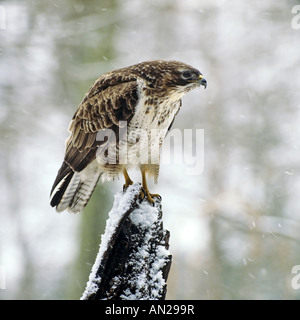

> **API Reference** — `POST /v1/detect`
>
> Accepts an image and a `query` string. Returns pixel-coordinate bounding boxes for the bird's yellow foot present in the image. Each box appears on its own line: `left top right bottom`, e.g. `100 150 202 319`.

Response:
123 181 133 191
140 188 161 204
123 168 133 191
139 166 161 204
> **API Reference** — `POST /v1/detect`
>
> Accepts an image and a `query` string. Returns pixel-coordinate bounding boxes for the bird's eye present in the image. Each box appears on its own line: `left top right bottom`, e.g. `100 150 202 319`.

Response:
182 71 192 79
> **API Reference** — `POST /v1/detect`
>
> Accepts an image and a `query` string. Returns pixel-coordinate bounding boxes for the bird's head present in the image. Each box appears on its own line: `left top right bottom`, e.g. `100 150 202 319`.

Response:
167 60 206 88
131 60 207 96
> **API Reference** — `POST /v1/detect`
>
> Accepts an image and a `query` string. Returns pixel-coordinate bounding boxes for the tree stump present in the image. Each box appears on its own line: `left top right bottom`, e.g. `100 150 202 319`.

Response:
81 183 172 300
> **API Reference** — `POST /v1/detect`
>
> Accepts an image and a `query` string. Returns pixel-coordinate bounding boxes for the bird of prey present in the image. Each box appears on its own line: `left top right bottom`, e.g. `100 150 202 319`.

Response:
50 60 207 213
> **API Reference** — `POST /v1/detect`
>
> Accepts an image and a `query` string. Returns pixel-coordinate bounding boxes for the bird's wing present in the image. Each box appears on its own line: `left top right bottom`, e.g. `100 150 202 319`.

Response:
50 73 139 196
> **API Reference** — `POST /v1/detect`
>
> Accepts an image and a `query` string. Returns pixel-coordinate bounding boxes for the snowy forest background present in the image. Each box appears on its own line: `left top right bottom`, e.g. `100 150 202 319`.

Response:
1 0 300 300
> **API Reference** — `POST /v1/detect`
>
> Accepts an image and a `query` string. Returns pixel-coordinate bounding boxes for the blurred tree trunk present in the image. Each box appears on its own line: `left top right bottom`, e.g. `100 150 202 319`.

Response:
62 0 119 299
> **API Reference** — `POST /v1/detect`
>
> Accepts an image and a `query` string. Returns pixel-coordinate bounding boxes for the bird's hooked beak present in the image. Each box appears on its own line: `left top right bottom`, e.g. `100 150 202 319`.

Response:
198 74 207 89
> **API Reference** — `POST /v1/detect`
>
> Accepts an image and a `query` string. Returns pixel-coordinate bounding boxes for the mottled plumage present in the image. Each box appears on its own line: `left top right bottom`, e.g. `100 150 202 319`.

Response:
50 60 207 213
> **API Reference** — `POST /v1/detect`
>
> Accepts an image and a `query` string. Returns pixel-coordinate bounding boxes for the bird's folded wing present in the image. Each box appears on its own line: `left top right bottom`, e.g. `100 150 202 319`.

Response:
50 75 139 196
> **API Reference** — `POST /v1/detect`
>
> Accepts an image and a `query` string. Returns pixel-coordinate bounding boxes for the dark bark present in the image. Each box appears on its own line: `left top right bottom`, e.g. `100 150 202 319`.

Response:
81 183 172 300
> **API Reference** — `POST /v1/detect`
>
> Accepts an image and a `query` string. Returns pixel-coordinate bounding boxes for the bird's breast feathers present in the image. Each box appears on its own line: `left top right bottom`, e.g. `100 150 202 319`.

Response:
131 78 182 133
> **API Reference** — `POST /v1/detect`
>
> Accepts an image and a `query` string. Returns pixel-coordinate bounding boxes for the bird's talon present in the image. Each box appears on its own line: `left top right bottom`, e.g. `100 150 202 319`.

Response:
139 188 160 204
123 168 133 191
139 188 145 199
123 181 133 191
151 193 162 201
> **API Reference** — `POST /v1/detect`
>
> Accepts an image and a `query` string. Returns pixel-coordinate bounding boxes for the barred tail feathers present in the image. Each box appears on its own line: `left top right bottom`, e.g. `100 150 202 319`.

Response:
50 161 101 214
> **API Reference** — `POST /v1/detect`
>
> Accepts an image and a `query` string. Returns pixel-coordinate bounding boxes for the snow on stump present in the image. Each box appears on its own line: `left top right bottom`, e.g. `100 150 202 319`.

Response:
81 183 172 300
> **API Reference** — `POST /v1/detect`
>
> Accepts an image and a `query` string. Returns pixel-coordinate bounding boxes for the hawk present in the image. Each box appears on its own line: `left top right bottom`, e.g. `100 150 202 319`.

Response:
50 60 207 213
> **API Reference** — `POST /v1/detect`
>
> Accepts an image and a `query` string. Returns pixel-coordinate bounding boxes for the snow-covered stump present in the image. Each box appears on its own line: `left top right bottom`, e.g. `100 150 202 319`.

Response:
81 183 172 300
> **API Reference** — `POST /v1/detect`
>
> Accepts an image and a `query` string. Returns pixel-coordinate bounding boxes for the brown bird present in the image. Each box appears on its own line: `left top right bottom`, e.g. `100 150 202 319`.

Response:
50 60 207 213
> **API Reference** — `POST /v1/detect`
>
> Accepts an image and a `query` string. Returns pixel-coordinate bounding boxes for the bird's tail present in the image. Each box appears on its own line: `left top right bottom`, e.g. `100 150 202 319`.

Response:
50 161 101 214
